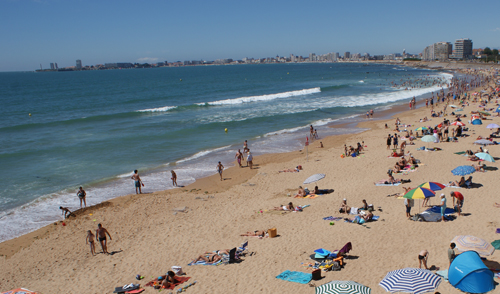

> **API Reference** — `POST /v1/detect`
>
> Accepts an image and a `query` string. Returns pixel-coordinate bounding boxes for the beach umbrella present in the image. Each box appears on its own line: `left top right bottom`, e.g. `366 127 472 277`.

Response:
303 173 326 185
316 280 371 294
474 139 494 145
451 235 495 256
420 135 435 143
495 106 500 113
379 268 441 294
1 289 39 294
491 240 500 250
451 121 465 126
471 119 482 125
455 108 463 112
415 127 428 131
403 187 435 199
451 165 476 176
487 123 500 129
475 152 495 162
418 182 445 191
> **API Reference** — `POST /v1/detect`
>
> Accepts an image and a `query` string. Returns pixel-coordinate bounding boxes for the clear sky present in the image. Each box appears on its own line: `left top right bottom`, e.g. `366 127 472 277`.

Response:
1 0 499 71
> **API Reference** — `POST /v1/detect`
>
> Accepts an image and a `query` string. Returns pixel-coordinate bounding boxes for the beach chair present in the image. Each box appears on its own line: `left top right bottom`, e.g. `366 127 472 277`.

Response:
237 240 248 255
222 248 239 264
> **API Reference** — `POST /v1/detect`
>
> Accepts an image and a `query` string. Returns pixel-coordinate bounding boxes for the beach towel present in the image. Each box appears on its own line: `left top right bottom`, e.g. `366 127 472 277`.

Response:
145 277 190 290
371 216 380 221
349 207 359 215
375 183 401 186
188 259 222 266
496 228 500 234
338 242 352 255
454 151 467 155
125 289 144 294
304 194 319 199
275 270 312 284
436 270 449 280
323 216 342 221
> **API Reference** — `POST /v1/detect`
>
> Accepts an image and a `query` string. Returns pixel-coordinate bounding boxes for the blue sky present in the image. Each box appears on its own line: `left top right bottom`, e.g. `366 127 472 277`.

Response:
1 0 499 71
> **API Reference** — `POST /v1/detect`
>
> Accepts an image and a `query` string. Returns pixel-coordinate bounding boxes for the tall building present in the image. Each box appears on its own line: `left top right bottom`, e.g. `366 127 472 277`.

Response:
422 45 434 61
334 52 340 61
309 53 316 61
50 63 55 70
434 42 452 60
76 59 82 69
453 38 473 59
55 63 58 69
344 52 350 60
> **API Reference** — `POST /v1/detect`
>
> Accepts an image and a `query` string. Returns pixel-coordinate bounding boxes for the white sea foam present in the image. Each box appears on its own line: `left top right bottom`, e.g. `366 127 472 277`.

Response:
176 145 232 164
136 106 177 112
358 80 364 83
197 87 321 106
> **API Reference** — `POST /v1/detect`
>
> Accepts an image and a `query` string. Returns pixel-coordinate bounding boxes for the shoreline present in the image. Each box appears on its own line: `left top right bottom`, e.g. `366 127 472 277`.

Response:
0 65 453 244
0 67 458 255
0 67 498 293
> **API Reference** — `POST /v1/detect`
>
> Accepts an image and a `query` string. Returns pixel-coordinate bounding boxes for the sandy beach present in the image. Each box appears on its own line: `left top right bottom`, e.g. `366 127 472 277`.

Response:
1 66 499 294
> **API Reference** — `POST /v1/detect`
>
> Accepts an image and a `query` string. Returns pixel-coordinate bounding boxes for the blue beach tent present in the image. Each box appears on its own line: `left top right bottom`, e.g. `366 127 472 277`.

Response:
472 119 483 125
448 251 494 293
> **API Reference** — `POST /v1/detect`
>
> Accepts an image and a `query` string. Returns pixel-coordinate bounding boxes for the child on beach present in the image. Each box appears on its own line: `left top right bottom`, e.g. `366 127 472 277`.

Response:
59 206 74 219
86 230 96 256
171 170 177 186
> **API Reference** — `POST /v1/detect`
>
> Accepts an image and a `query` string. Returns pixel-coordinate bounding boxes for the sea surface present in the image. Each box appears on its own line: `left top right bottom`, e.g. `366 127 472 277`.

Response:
0 63 451 242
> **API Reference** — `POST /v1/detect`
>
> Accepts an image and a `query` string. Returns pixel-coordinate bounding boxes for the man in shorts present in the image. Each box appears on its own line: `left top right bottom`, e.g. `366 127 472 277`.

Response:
451 191 464 216
77 186 86 208
96 223 112 254
131 170 143 194
418 249 429 269
216 161 224 181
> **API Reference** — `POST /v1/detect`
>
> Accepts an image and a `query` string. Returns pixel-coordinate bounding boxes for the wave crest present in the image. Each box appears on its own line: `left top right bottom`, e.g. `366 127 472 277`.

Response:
137 106 177 112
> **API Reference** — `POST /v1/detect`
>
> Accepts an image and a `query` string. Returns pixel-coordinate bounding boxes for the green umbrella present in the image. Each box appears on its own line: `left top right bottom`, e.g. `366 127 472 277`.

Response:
316 280 371 294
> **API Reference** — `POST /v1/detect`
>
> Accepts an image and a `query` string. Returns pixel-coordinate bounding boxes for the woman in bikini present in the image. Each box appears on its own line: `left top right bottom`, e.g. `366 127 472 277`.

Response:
272 202 294 211
241 230 266 237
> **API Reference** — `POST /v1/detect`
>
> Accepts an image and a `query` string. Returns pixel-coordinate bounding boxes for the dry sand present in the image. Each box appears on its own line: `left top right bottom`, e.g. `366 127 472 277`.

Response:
1 70 499 294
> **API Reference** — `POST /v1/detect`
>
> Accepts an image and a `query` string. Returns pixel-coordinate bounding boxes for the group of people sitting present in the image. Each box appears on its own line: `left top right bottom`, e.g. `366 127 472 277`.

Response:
449 176 473 189
339 199 375 224
344 142 364 157
391 154 419 174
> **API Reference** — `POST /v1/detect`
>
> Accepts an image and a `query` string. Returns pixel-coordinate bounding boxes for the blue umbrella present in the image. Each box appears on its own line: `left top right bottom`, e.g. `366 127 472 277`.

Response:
451 165 476 176
475 152 495 162
379 268 441 294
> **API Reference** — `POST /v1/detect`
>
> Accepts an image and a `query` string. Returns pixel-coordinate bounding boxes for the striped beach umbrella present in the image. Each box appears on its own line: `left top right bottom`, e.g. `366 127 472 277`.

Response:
316 280 371 294
403 187 435 199
475 152 495 162
451 121 465 126
418 182 445 191
451 235 495 256
474 139 494 145
379 268 441 294
451 165 476 176
303 173 326 184
415 127 428 131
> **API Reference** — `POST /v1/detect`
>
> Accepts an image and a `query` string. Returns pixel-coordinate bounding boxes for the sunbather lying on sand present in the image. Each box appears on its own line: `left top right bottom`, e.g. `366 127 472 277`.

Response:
375 174 402 185
278 165 302 173
241 230 267 238
192 249 230 264
493 203 500 208
472 163 485 172
272 202 294 211
449 177 466 187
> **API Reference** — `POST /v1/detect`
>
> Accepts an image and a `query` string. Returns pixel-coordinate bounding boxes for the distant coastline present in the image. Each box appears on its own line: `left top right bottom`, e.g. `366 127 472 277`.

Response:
35 59 500 73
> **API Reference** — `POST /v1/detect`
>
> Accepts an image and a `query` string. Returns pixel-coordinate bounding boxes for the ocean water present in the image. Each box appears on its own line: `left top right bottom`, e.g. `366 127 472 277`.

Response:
0 63 451 242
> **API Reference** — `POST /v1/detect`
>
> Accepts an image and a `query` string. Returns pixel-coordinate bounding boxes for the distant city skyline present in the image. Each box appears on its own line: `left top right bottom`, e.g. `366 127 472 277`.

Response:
1 0 499 72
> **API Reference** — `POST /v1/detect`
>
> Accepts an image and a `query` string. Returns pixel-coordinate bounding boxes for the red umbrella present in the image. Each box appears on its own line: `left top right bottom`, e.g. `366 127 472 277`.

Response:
451 121 465 126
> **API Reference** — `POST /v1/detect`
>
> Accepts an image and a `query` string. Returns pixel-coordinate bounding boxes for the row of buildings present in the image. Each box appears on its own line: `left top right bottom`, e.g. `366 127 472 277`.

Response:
422 38 473 61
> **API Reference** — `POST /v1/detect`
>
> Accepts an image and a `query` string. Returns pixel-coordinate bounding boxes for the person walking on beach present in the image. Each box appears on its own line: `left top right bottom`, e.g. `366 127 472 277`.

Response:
247 150 253 169
235 149 243 167
96 223 112 254
86 230 96 256
171 170 177 187
131 170 143 194
77 186 86 208
243 140 249 154
216 161 224 181
369 109 374 118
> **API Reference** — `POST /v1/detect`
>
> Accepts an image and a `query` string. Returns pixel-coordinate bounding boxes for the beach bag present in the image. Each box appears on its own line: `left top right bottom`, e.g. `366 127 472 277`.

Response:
312 269 322 280
171 266 184 275
331 261 341 271
268 228 277 238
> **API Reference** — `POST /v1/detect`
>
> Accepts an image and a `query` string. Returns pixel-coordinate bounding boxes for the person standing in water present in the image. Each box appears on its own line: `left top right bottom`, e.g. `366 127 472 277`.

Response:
171 170 177 187
131 170 143 194
76 186 87 208
217 161 224 181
